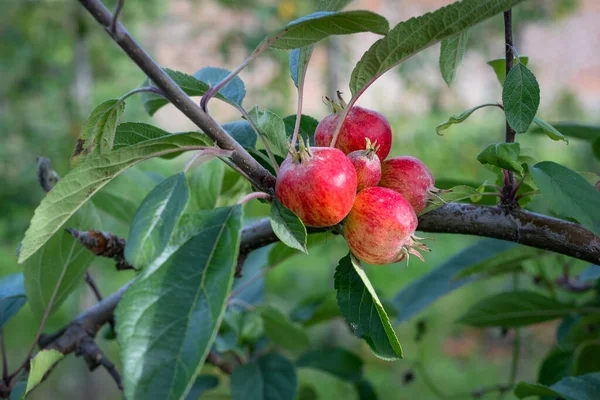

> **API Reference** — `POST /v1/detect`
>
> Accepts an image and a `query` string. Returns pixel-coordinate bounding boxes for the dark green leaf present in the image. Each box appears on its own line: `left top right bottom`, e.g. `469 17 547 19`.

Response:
223 120 257 150
231 353 297 400
453 244 541 279
260 304 310 352
355 379 378 400
335 254 403 360
10 381 26 400
350 0 525 97
18 131 208 263
393 239 516 322
515 372 600 400
265 11 389 50
125 172 189 269
530 161 600 235
231 246 270 306
187 159 224 212
458 291 572 327
185 375 219 400
419 184 482 215
477 142 523 174
439 30 469 86
290 292 340 326
559 314 600 350
70 99 125 168
487 56 529 85
530 122 600 141
117 206 243 400
296 348 363 382
270 199 307 253
112 122 211 153
247 107 288 157
580 265 600 281
538 349 573 388
141 68 244 116
593 137 600 161
533 117 568 143
24 350 63 397
502 63 540 133
436 103 499 135
290 47 314 88
317 0 353 11
194 67 246 106
573 340 600 375
0 274 26 329
23 202 101 319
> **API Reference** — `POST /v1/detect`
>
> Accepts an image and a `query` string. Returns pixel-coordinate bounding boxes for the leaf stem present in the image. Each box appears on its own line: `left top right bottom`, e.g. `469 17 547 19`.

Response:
182 147 234 173
110 0 124 35
291 49 313 149
501 9 517 206
236 191 271 205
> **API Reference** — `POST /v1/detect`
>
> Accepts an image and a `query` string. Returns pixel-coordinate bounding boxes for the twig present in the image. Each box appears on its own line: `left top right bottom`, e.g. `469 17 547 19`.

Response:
84 272 116 334
501 9 517 207
67 229 135 271
76 336 123 391
117 86 166 103
110 0 124 35
206 351 234 375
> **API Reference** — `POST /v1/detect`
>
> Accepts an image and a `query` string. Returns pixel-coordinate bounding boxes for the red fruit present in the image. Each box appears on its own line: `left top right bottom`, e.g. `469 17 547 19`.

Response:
380 156 438 214
314 95 392 160
347 138 381 191
344 187 429 265
275 143 357 227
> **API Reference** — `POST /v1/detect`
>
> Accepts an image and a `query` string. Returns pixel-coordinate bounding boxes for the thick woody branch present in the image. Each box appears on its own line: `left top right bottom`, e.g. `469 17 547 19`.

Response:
77 0 276 193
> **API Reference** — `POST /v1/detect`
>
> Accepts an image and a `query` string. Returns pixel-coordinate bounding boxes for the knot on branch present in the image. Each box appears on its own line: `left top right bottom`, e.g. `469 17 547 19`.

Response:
66 229 135 271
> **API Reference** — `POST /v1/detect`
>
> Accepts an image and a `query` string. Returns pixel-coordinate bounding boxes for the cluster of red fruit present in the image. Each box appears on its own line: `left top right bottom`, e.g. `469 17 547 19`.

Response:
275 97 435 265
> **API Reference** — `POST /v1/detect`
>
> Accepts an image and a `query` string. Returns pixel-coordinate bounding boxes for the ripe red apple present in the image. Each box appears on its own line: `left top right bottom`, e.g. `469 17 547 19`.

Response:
380 156 439 214
275 144 357 227
314 96 392 160
347 138 381 191
344 187 429 265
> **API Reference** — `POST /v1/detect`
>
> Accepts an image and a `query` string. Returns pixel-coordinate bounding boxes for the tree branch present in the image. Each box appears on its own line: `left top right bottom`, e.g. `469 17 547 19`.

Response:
502 9 517 205
77 0 276 193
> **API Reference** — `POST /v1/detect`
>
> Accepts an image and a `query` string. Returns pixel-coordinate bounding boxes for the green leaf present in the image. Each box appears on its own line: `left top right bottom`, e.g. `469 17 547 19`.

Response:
116 206 243 400
265 11 389 50
559 314 600 350
231 353 297 400
222 120 257 150
502 63 540 133
270 199 307 253
247 107 289 157
23 202 101 319
317 0 353 11
350 0 525 97
393 239 520 322
439 30 469 86
334 254 403 360
187 159 225 212
0 273 26 329
477 142 523 174
24 349 64 397
580 264 600 281
18 130 207 263
125 172 189 269
10 381 26 400
530 161 600 236
419 185 482 215
141 68 245 116
69 99 125 168
515 372 600 400
290 46 314 88
283 115 318 141
487 56 529 85
290 292 340 326
453 244 541 279
113 122 211 150
355 380 377 400
296 348 363 382
458 290 572 327
532 117 568 143
531 122 600 141
260 304 310 353
436 103 499 135
538 349 573 388
185 375 219 400
573 340 600 376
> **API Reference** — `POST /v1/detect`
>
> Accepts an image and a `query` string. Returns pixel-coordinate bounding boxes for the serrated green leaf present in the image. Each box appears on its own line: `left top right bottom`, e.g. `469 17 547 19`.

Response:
477 142 523 174
24 350 64 397
141 68 245 116
0 274 26 329
559 314 600 350
23 202 101 319
185 375 219 400
487 56 529 85
393 239 517 322
18 131 207 263
515 372 600 400
70 99 125 168
532 117 568 143
290 46 314 88
502 63 540 133
290 292 340 327
10 381 26 400
419 185 482 215
453 245 541 279
247 107 288 157
296 348 363 382
125 172 189 269
530 161 600 236
573 340 600 376
436 103 499 135
187 159 225 212
117 206 243 400
458 290 572 327
439 30 469 86
580 264 600 281
538 348 572 389
350 0 525 97
531 122 600 141
260 304 310 352
112 122 211 150
335 254 402 360
265 11 389 51
222 120 257 150
270 200 307 253
317 0 353 11
231 353 297 400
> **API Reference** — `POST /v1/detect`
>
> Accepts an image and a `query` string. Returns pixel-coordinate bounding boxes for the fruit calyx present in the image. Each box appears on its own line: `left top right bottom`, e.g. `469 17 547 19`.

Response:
398 235 431 266
290 136 313 163
363 138 380 160
323 90 348 114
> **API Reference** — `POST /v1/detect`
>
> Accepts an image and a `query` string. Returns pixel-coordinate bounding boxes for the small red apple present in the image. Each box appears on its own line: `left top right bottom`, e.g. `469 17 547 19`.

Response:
344 187 429 265
314 94 392 160
347 138 381 191
275 142 357 227
380 156 439 214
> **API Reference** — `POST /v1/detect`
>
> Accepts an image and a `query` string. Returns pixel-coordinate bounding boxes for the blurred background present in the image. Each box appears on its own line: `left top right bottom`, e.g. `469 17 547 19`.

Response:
1 0 599 399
